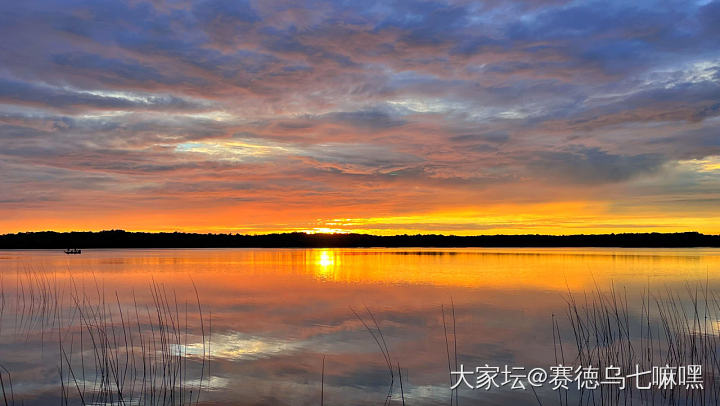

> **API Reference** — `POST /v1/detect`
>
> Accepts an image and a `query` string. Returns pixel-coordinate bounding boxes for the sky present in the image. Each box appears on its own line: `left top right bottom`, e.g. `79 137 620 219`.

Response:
0 0 719 235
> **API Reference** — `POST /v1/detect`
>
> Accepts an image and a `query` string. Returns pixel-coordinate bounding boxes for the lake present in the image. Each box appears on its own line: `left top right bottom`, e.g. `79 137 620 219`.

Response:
1 248 719 405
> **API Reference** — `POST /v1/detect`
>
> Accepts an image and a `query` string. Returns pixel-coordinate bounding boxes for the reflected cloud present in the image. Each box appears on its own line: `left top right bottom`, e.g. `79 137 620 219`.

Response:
177 332 303 361
183 376 230 391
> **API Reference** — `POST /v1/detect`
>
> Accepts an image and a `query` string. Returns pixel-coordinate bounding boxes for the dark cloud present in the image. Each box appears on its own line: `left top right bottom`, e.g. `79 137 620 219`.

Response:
529 147 666 184
323 110 406 130
50 52 200 88
699 1 720 36
450 132 509 144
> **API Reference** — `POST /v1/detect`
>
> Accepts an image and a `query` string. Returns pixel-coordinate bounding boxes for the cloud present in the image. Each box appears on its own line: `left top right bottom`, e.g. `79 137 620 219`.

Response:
0 78 208 112
1 0 719 233
529 147 666 184
322 110 406 129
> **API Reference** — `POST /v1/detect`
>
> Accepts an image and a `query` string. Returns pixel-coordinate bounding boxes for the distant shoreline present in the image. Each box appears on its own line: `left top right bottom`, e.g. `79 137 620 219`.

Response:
1 230 719 249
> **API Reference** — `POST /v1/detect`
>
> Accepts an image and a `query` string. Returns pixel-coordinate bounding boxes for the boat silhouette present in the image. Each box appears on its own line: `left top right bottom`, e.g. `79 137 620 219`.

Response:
64 248 82 254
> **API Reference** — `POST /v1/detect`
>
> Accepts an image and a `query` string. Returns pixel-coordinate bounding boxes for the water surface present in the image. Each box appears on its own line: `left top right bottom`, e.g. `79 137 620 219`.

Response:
1 248 719 405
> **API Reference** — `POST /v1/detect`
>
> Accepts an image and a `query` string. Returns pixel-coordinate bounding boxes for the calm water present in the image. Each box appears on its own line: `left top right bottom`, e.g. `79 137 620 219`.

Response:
1 248 719 405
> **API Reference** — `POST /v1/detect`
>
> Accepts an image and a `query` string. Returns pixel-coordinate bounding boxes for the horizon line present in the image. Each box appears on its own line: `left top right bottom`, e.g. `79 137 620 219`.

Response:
2 229 718 237
2 230 719 249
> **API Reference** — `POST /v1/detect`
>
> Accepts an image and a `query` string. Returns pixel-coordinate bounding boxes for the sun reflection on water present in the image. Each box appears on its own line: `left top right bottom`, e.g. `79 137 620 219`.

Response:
318 251 333 267
312 249 339 280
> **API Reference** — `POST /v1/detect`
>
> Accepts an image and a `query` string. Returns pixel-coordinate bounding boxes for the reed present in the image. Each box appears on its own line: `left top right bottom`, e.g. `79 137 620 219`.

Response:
442 301 459 406
557 282 720 406
351 305 406 406
0 270 209 406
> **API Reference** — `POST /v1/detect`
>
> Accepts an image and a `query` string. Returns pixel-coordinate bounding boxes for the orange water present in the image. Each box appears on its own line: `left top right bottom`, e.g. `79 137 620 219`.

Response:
1 248 718 405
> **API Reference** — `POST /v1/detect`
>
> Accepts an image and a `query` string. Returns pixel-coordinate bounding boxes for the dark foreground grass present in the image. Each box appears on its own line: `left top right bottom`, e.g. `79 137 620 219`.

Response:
557 282 720 406
0 270 209 406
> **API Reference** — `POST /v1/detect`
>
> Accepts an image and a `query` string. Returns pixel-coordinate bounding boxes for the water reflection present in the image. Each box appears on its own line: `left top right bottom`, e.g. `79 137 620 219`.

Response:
179 332 303 361
312 250 338 280
0 248 718 405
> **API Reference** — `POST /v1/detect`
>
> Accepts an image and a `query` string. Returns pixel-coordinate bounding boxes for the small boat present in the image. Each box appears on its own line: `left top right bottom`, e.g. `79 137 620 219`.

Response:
64 248 82 255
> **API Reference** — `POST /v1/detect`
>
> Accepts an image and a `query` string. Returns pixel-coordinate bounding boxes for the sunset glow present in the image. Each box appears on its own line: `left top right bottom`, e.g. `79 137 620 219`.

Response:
1 0 719 234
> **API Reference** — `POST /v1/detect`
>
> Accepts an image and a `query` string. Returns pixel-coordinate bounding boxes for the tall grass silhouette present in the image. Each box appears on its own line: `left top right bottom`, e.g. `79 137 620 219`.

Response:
0 269 209 406
556 282 720 406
